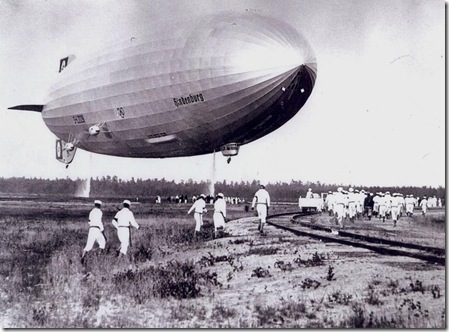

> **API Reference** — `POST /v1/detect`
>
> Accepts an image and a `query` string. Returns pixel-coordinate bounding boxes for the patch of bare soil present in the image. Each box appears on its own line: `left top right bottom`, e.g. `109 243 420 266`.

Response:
125 215 445 328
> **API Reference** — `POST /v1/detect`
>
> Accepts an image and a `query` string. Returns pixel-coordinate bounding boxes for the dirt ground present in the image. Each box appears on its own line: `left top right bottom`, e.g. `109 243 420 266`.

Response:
0 202 445 328
123 212 446 327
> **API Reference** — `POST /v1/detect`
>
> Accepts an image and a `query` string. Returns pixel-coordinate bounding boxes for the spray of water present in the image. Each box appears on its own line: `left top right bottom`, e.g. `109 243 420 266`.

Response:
75 177 91 198
208 150 216 197
74 153 92 198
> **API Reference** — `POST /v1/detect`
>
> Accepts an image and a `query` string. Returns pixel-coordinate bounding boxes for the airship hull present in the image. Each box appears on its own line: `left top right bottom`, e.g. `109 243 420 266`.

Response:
41 12 317 158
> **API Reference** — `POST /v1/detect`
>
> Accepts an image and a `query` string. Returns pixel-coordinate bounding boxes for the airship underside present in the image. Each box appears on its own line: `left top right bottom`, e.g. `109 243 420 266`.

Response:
10 12 317 163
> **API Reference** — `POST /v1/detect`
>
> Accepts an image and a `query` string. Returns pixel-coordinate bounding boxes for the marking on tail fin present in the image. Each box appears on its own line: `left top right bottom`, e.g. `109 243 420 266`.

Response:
59 57 69 72
8 105 44 112
59 54 76 73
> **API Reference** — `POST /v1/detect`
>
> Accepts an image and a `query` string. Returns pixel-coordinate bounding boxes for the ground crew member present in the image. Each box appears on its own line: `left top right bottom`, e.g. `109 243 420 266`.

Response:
384 191 392 219
363 192 374 220
405 194 414 216
333 187 346 228
188 193 207 237
420 196 428 216
347 188 357 222
82 200 106 262
356 190 365 218
112 200 139 256
378 192 387 222
306 188 313 198
373 193 380 217
251 183 270 234
325 191 334 216
397 193 405 217
213 193 226 238
391 193 400 227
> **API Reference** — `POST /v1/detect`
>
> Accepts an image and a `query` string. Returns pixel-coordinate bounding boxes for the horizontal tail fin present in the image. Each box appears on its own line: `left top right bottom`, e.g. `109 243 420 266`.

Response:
8 105 44 112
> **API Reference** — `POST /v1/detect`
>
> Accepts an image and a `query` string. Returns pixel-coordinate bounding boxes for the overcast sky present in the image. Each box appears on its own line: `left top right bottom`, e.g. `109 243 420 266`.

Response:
0 0 445 188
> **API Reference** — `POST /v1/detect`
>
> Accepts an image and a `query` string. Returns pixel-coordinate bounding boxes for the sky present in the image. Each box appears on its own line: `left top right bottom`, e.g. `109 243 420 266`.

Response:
0 0 445 188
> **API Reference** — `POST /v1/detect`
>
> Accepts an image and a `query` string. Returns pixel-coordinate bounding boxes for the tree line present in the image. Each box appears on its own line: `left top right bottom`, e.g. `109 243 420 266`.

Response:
0 176 445 203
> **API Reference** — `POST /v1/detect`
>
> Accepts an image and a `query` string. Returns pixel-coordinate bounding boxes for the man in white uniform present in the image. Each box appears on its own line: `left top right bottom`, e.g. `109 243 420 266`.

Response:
347 188 357 222
213 193 227 238
252 183 270 234
405 194 414 216
378 192 387 222
397 193 405 217
306 188 313 198
188 194 207 236
325 191 334 216
390 194 400 227
82 200 106 262
384 191 392 219
419 196 428 216
333 187 346 228
112 200 139 256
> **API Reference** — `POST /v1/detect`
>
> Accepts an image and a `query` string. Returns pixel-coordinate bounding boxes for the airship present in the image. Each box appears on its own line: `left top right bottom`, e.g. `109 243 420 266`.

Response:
9 12 317 165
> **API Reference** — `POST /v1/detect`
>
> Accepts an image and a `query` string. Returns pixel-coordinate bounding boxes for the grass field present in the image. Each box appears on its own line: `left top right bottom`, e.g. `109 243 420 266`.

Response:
0 200 445 328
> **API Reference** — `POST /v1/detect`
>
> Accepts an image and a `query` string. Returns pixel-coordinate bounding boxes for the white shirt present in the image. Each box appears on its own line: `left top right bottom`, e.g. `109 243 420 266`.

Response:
390 196 399 207
214 198 226 217
88 207 104 231
333 192 345 206
252 188 270 208
347 192 357 204
384 195 392 207
405 197 414 205
112 208 139 229
419 199 428 208
188 199 207 214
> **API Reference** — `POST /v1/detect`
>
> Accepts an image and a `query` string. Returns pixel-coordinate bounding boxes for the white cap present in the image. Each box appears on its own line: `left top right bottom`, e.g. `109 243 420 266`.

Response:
217 193 224 198
94 200 102 205
337 187 343 192
308 188 312 191
200 194 206 198
349 187 354 192
123 200 131 205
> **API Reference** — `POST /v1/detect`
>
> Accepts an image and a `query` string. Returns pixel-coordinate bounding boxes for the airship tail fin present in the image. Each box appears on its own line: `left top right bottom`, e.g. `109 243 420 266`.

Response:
8 105 44 112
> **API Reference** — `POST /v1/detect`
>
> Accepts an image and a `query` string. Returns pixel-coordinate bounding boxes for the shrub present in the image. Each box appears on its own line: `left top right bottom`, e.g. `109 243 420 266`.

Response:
328 291 353 305
294 251 326 267
301 278 321 290
213 304 238 320
326 266 335 281
251 267 271 278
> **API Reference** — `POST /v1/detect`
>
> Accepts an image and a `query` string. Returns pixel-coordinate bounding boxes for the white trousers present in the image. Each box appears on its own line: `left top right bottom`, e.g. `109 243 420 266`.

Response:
421 205 427 214
348 202 357 218
406 203 414 214
379 205 386 217
117 227 131 255
84 228 106 252
256 204 267 224
391 206 400 221
194 213 203 232
213 212 225 230
334 204 345 223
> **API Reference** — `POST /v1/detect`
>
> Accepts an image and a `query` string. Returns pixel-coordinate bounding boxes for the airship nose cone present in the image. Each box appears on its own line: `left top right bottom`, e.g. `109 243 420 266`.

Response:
186 12 317 83
232 41 310 74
